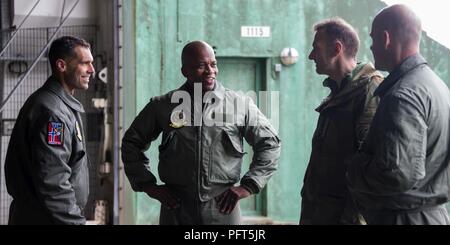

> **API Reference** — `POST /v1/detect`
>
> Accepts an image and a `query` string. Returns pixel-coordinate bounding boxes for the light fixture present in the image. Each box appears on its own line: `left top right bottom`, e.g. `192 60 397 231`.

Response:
280 47 299 66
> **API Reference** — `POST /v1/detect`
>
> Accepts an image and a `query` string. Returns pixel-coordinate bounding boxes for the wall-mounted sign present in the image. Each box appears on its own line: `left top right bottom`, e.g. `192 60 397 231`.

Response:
241 26 271 38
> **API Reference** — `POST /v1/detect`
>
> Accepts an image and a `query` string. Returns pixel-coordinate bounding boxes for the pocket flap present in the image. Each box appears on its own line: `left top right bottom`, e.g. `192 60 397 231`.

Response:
223 130 246 156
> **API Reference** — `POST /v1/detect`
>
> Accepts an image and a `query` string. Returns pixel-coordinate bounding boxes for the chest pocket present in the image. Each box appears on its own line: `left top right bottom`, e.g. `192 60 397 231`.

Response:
208 128 246 184
158 127 196 185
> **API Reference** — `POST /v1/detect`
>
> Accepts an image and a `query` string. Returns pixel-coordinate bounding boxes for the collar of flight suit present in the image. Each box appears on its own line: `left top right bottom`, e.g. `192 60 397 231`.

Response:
316 62 381 112
43 75 85 113
373 54 427 98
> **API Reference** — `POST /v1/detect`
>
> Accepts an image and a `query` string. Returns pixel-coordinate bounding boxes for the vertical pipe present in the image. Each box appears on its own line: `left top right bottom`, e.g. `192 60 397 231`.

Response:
0 0 4 225
112 0 121 225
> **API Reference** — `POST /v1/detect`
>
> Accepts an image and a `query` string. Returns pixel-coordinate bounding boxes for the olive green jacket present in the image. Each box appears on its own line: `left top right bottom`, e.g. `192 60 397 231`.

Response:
301 62 383 225
122 81 281 202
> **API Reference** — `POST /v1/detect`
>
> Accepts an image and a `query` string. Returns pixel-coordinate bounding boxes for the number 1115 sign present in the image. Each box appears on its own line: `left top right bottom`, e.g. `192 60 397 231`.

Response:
241 26 271 38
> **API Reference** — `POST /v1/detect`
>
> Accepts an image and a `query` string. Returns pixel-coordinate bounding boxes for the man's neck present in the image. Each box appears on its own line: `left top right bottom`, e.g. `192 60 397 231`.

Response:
329 59 357 88
185 81 216 96
387 46 419 73
55 74 75 95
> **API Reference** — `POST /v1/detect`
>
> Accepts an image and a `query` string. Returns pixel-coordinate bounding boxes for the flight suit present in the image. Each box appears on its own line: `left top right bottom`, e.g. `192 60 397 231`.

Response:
5 76 89 225
122 81 281 224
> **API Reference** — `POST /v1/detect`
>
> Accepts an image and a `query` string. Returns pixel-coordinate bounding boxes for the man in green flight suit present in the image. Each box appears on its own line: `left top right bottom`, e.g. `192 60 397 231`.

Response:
122 40 281 225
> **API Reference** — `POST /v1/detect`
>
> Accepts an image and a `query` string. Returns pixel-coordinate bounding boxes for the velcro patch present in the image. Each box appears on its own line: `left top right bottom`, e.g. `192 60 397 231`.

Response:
47 122 64 146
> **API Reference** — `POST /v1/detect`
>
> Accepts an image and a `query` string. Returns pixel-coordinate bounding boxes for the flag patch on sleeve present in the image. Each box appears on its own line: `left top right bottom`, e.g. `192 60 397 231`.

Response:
47 122 64 146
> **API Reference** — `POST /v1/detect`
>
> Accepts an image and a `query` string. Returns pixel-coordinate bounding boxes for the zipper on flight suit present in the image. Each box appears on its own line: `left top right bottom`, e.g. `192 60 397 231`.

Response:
196 124 202 222
193 99 203 223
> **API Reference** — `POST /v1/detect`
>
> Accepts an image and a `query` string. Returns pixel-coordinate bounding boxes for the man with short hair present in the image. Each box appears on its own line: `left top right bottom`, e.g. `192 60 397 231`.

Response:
300 17 383 225
5 36 94 225
347 4 450 225
122 40 281 225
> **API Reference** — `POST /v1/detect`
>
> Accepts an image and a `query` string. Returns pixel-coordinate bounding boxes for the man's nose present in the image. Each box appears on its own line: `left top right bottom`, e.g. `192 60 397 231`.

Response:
88 63 95 74
205 64 212 73
308 51 314 60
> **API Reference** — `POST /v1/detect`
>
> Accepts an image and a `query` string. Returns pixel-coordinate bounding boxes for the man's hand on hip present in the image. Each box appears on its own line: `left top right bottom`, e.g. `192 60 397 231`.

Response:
144 185 180 210
215 186 251 214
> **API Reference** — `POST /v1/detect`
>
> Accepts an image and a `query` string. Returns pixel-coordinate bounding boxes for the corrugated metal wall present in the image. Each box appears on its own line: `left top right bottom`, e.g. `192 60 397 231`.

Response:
123 0 450 224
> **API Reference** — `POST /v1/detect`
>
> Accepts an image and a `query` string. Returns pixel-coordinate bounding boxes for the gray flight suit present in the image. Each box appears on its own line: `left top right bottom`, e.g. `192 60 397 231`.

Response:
5 76 89 225
122 81 281 225
347 54 450 225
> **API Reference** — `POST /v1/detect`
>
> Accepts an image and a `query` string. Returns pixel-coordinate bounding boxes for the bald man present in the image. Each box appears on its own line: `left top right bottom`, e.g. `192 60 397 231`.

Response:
347 4 450 225
121 41 281 224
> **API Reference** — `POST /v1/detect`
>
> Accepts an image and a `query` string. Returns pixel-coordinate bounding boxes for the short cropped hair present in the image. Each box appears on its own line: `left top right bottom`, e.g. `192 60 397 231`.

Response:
313 17 360 58
48 36 91 72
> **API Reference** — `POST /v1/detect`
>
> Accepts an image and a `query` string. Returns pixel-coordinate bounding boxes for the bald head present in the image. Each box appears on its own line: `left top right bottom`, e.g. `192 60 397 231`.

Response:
370 4 422 71
374 4 422 47
181 41 218 92
181 41 214 66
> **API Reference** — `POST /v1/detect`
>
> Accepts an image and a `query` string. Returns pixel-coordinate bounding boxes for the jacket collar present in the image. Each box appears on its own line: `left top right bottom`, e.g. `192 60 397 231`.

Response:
207 81 226 101
374 54 427 97
42 76 85 113
316 62 382 112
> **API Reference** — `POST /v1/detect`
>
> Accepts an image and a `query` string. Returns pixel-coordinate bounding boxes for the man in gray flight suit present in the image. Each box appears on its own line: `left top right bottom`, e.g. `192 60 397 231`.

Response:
347 4 450 225
5 36 94 225
122 40 281 225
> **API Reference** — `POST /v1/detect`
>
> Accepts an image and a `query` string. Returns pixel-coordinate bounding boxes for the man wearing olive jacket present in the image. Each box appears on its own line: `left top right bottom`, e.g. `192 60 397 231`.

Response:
300 17 383 225
122 41 281 225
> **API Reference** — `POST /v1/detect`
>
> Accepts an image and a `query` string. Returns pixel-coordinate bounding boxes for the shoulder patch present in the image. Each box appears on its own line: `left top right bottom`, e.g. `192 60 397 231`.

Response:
47 122 64 146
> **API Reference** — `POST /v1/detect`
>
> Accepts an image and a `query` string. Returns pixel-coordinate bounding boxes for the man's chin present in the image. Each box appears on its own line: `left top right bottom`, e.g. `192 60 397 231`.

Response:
80 83 89 90
203 81 215 91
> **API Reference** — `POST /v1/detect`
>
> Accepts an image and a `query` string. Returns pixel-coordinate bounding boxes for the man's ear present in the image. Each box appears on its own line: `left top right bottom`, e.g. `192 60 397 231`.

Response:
55 59 66 73
333 41 343 56
383 30 391 50
181 66 188 78
330 41 344 57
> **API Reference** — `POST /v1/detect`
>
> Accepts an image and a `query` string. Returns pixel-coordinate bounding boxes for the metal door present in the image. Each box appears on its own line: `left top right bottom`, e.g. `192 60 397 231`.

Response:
216 57 266 217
